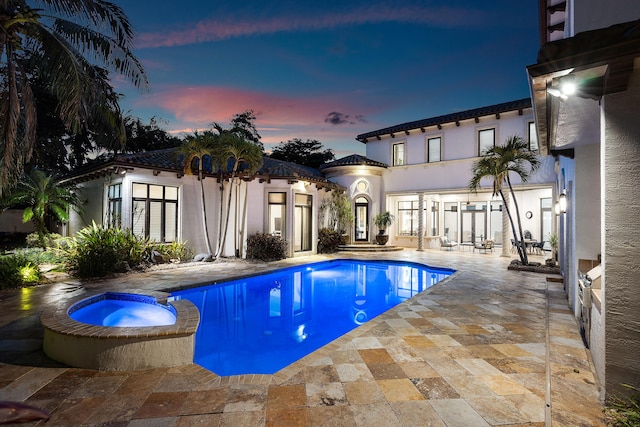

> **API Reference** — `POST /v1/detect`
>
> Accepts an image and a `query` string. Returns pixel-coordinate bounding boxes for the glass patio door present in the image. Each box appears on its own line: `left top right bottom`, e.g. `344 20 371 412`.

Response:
354 197 369 242
461 210 486 243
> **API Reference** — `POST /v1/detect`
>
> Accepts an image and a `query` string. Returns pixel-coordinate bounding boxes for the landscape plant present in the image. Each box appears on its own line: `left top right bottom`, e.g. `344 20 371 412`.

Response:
604 385 640 426
61 222 152 278
317 228 342 253
154 241 194 262
0 0 148 197
374 211 395 234
0 252 42 289
246 232 287 262
469 135 540 265
1 170 84 248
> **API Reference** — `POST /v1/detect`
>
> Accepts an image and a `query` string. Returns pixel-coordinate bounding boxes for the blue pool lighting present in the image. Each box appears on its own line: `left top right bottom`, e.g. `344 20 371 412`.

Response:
171 259 453 376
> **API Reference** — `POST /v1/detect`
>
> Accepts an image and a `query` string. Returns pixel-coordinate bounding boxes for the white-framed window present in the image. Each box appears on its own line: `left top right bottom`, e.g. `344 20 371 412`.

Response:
478 128 495 155
427 136 442 162
106 183 122 228
131 183 178 242
397 200 421 236
528 121 539 151
392 142 405 166
268 192 286 237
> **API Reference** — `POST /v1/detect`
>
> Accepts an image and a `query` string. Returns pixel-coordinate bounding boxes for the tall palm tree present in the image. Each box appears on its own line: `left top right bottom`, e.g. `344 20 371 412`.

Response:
1 169 83 247
469 135 541 265
176 131 217 255
0 0 148 197
213 133 263 258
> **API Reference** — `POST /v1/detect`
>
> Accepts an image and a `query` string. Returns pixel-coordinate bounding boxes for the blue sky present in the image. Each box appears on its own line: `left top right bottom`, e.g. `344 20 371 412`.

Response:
111 0 540 157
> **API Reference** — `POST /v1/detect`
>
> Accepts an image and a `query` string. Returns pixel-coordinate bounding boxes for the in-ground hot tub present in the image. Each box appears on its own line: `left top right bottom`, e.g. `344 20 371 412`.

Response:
41 290 200 371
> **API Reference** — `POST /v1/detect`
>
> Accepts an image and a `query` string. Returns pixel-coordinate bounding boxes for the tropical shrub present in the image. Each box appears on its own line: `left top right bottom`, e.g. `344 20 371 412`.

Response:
62 222 152 278
246 233 288 262
26 232 65 248
318 228 342 253
155 241 194 262
0 253 42 289
605 385 640 427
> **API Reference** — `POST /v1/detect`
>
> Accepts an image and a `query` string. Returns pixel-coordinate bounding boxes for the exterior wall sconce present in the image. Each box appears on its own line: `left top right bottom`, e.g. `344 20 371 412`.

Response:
547 75 577 100
559 190 567 213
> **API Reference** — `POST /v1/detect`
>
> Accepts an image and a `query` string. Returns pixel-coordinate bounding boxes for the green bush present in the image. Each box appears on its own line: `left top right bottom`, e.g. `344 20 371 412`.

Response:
0 253 43 289
62 222 153 278
605 385 640 426
26 232 64 248
246 232 288 262
318 228 342 253
155 241 194 262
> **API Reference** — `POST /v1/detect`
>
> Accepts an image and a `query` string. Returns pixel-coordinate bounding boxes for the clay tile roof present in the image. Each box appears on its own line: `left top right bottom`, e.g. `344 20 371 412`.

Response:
62 148 335 186
319 154 387 170
355 98 532 142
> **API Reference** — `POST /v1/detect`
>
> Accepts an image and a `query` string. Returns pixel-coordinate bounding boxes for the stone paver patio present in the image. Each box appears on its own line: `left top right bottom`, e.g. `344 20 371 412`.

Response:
0 249 605 426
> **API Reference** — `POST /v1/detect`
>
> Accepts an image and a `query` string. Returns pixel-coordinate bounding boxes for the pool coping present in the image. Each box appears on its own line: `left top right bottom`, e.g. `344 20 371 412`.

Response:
40 289 200 339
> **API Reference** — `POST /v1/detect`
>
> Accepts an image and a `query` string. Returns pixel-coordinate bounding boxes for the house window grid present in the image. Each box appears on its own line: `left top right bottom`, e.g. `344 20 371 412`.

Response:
392 142 405 166
268 192 286 237
478 128 496 156
106 183 122 228
131 183 178 242
397 200 425 236
427 136 442 163
528 121 539 152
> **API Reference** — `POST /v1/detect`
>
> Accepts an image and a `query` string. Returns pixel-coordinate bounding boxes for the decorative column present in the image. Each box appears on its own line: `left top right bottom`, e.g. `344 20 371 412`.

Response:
417 193 424 251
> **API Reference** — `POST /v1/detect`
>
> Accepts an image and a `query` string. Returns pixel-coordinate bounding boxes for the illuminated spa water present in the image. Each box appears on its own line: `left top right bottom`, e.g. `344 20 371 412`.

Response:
69 293 177 327
171 259 453 376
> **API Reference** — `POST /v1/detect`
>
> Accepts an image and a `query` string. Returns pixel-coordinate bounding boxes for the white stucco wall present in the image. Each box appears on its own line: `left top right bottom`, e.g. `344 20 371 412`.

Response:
575 143 601 261
601 74 640 398
0 210 36 233
570 0 640 36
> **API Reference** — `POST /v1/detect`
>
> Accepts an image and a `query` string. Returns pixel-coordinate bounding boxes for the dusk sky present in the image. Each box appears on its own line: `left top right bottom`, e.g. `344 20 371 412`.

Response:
110 0 540 157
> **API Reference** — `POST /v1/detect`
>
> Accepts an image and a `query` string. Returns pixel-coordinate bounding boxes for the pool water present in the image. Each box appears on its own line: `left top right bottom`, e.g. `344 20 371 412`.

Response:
69 294 177 327
171 259 453 376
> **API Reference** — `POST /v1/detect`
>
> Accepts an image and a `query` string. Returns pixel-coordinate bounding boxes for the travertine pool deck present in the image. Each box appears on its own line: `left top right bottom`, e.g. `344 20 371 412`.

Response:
0 249 605 426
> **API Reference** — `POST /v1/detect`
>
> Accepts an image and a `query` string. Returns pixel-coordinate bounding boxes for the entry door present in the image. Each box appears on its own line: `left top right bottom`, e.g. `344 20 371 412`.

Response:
461 210 486 243
354 197 369 242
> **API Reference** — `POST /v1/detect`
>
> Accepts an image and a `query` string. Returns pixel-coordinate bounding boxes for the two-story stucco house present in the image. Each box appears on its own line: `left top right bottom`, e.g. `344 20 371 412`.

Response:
323 98 555 254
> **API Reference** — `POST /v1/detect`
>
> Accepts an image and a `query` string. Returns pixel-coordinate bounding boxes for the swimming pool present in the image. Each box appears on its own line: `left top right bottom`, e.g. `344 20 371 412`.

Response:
171 259 453 376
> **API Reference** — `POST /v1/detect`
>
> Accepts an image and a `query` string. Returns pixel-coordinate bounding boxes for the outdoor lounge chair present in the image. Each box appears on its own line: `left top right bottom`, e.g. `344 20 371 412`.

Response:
440 236 458 251
473 239 494 253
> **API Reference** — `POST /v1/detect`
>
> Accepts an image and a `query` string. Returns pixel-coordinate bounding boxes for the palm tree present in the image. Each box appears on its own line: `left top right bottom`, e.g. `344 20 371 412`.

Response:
176 132 218 255
213 134 263 258
1 169 83 247
469 135 541 265
0 0 148 198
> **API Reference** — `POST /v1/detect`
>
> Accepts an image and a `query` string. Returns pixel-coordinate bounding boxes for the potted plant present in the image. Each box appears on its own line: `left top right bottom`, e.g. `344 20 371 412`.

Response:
547 233 558 266
374 211 395 245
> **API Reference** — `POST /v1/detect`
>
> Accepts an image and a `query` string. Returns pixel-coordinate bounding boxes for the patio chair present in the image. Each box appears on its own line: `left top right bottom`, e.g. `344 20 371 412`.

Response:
440 236 458 251
533 240 546 255
473 239 494 254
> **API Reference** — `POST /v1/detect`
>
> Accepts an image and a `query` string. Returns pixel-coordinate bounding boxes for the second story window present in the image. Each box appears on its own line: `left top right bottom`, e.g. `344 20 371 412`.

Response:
478 128 495 155
427 137 441 162
392 142 405 166
528 121 539 151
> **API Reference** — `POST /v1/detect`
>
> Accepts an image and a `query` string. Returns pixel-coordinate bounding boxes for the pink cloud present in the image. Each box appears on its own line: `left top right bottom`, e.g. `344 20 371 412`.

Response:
138 5 485 48
137 85 377 145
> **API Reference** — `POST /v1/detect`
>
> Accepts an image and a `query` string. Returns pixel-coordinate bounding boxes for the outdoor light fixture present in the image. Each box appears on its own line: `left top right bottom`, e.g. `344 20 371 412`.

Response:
559 190 567 213
547 74 578 100
560 75 577 96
